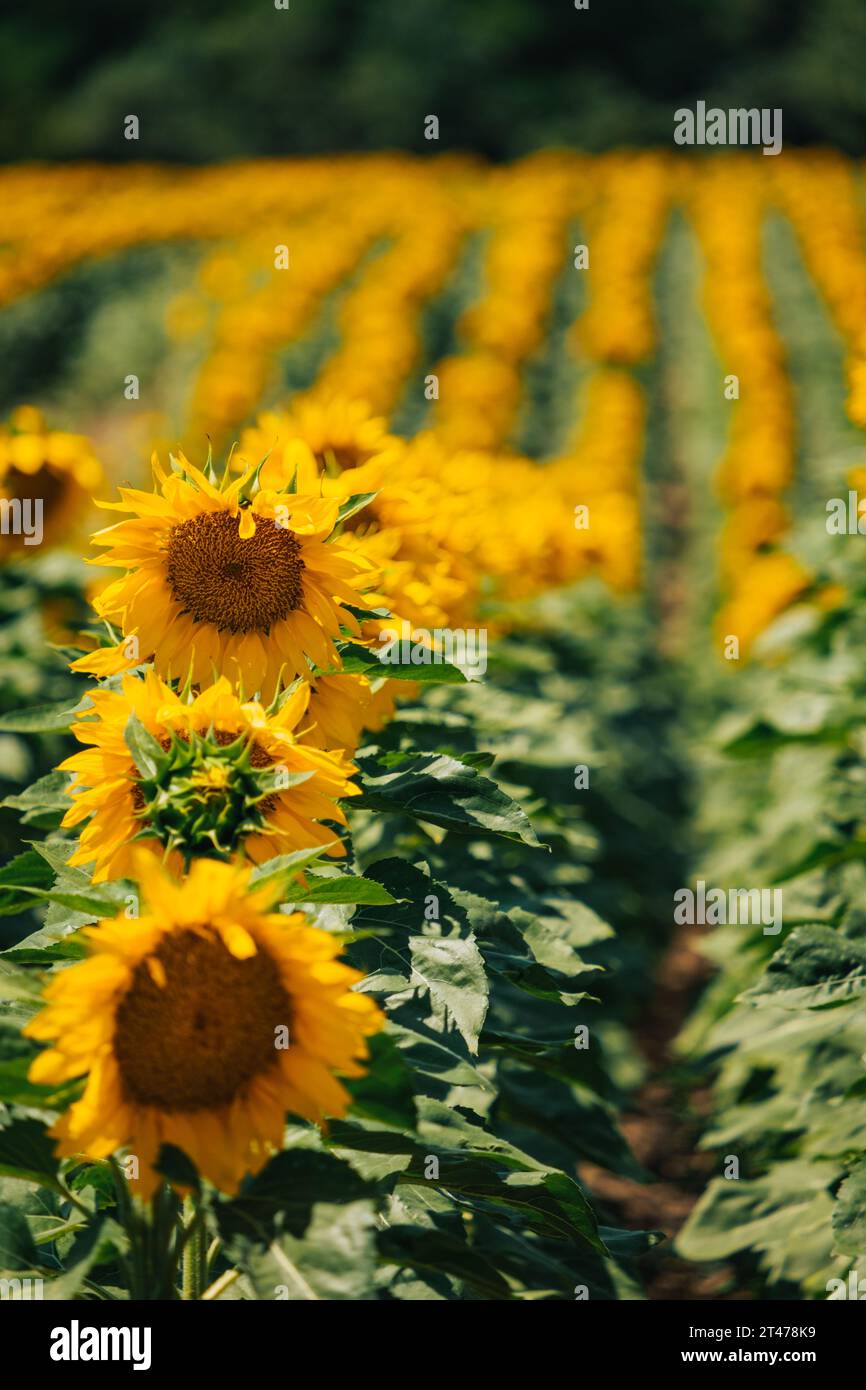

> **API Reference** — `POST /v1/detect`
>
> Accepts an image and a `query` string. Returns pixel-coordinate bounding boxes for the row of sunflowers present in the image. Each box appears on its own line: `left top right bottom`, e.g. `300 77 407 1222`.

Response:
2 150 866 1299
661 176 866 1301
9 150 863 638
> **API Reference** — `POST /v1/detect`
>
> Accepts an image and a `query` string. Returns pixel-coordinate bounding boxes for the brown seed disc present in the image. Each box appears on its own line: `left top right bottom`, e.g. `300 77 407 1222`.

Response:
113 929 290 1111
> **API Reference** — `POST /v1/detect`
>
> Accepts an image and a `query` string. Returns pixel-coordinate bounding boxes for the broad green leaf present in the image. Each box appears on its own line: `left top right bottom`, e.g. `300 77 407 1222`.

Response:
0 1118 59 1187
217 1149 374 1246
0 698 91 733
296 874 397 906
12 886 130 918
495 1065 647 1179
239 1200 380 1300
832 1162 866 1257
744 926 866 1010
377 1225 512 1299
0 1201 40 1271
676 1162 839 1291
1 771 73 827
336 493 378 524
337 642 469 685
0 851 55 917
0 1025 80 1108
408 933 488 1054
248 846 338 899
0 957 43 1004
124 712 164 779
356 750 542 845
343 1033 417 1129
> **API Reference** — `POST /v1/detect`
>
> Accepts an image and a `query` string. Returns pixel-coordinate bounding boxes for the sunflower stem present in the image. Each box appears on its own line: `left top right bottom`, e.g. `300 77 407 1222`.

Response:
51 1178 92 1220
202 1267 241 1301
181 1195 206 1300
152 1183 182 1300
108 1156 144 1299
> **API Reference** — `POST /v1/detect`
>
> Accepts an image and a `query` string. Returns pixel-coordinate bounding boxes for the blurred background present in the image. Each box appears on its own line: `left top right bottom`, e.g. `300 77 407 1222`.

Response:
2 0 866 162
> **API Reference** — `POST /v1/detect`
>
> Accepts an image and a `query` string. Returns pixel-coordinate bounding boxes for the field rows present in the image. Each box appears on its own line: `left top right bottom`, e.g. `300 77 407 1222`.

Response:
0 152 865 1300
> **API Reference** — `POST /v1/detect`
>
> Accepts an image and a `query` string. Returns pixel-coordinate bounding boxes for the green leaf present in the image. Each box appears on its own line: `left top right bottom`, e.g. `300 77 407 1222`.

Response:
385 1021 488 1088
41 1216 130 1299
5 878 132 921
0 1025 80 1107
598 1226 666 1257
336 493 378 524
397 1154 603 1249
408 933 489 1054
356 750 542 846
3 938 87 966
248 846 338 899
0 1202 40 1271
832 1162 866 1257
378 1225 513 1299
343 1033 417 1128
0 1117 59 1187
0 957 43 1004
1 771 73 827
337 642 469 685
719 714 847 758
296 874 397 906
744 926 866 1010
0 697 91 733
154 1144 201 1194
771 839 866 884
238 1199 380 1300
217 1149 374 1247
341 603 391 624
124 712 164 779
0 851 56 917
495 1065 647 1179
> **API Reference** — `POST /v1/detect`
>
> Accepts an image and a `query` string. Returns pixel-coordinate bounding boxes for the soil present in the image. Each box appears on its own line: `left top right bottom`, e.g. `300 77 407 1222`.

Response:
578 929 751 1300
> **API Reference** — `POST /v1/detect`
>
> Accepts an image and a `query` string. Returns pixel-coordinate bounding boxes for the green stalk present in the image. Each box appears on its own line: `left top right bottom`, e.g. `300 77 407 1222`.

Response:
108 1157 143 1299
181 1194 207 1301
151 1183 182 1300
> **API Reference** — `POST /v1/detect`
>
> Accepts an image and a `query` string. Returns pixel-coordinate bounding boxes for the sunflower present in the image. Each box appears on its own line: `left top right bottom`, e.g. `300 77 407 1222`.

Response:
240 394 398 476
241 419 476 637
300 670 420 752
72 451 373 698
300 672 373 753
60 671 359 880
0 405 103 555
715 551 810 656
365 676 420 732
25 856 384 1197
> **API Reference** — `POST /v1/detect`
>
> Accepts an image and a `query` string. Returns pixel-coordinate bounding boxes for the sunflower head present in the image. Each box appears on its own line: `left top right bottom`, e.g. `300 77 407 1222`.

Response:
0 405 103 556
61 672 360 882
126 716 300 865
240 394 398 481
25 855 384 1197
72 449 376 699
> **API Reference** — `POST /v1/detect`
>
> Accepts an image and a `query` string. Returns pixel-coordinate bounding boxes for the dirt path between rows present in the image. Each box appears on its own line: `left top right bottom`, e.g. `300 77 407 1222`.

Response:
577 223 751 1300
579 928 749 1300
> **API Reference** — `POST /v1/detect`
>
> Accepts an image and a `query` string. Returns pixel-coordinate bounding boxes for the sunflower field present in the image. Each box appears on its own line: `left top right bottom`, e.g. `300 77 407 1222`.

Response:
1 146 866 1309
